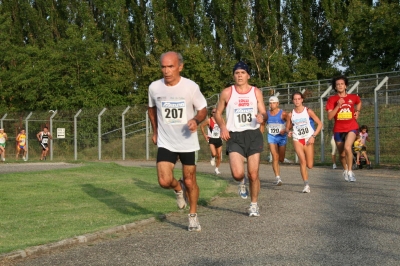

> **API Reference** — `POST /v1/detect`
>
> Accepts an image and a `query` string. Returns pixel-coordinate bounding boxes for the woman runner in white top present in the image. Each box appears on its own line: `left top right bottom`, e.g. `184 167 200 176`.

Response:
286 92 322 193
201 108 223 175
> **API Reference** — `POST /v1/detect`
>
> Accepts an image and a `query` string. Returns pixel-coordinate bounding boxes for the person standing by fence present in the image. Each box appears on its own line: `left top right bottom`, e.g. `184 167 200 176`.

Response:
326 75 361 182
201 108 223 175
214 61 267 217
148 51 207 232
0 128 8 161
286 92 322 193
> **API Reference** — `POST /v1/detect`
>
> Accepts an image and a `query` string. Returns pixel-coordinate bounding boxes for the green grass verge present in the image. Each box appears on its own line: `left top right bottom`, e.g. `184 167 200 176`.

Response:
0 162 227 254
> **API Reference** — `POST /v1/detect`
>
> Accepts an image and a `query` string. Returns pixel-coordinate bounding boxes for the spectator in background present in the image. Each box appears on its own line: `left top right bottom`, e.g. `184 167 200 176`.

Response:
359 125 372 169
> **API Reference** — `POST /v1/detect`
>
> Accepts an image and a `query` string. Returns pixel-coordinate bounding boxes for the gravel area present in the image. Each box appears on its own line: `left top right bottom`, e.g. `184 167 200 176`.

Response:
1 160 399 266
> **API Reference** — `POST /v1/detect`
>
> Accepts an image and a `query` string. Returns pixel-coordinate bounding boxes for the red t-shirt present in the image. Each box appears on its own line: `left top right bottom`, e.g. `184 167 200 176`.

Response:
326 94 361 132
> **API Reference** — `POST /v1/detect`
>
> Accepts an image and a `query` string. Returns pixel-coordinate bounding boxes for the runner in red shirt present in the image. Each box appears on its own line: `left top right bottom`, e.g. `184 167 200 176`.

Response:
326 76 361 182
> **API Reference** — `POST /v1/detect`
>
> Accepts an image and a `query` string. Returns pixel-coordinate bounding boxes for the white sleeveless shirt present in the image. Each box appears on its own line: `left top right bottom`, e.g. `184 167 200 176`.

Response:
291 107 314 139
225 86 260 132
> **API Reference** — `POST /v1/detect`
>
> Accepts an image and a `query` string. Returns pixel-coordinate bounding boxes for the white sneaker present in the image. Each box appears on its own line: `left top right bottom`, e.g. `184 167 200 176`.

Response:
283 158 291 163
238 184 248 199
214 168 221 175
333 163 337 169
343 170 349 182
348 171 356 182
188 213 201 232
273 179 282 186
302 185 311 193
1 157 5 161
248 204 260 217
175 179 187 209
210 157 215 166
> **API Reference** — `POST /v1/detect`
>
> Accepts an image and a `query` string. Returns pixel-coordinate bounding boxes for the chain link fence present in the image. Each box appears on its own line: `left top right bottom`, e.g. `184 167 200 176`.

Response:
1 72 399 166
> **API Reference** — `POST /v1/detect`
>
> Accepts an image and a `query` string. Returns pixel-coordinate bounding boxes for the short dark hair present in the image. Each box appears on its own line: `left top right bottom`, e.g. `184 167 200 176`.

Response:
360 125 368 132
331 75 349 91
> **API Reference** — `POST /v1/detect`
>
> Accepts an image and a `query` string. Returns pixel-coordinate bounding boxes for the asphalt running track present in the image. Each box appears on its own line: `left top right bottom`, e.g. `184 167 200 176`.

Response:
2 161 399 266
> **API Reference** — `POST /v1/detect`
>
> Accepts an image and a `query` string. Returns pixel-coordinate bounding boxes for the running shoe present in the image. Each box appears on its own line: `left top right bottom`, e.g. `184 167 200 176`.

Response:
23 157 27 162
333 163 337 169
367 164 372 170
175 179 187 209
273 179 282 186
348 171 356 182
238 184 248 199
248 204 260 217
214 168 221 175
188 213 201 232
210 157 215 166
1 158 5 161
302 185 311 193
343 170 349 182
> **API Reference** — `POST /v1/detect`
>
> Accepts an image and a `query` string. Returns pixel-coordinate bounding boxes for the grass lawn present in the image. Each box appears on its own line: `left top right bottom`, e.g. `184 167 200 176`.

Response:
0 162 227 254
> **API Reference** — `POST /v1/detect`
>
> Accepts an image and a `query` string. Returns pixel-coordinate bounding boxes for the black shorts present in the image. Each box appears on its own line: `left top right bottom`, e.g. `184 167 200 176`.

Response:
209 138 223 149
157 147 196 165
40 143 48 150
226 129 264 157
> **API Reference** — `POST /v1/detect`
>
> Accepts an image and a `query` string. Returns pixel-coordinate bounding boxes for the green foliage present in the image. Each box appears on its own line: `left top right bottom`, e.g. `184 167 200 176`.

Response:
0 0 399 110
344 1 400 74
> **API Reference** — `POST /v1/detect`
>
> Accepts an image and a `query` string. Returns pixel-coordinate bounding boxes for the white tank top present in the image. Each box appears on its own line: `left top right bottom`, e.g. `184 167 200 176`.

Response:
291 107 314 139
226 86 260 132
207 118 221 138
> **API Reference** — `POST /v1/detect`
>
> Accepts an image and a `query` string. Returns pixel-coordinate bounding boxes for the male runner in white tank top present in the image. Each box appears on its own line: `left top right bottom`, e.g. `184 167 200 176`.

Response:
214 61 267 217
148 51 207 232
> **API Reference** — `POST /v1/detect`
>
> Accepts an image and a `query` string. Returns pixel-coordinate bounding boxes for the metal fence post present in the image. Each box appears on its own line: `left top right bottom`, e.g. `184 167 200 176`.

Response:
320 86 332 162
25 112 33 161
374 77 389 165
98 108 107 160
74 109 82 160
49 110 57 160
1 113 7 128
146 110 149 161
122 106 131 160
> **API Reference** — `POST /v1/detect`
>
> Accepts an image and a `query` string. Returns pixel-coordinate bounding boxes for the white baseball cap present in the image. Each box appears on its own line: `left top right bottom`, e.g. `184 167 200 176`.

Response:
269 96 279 103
